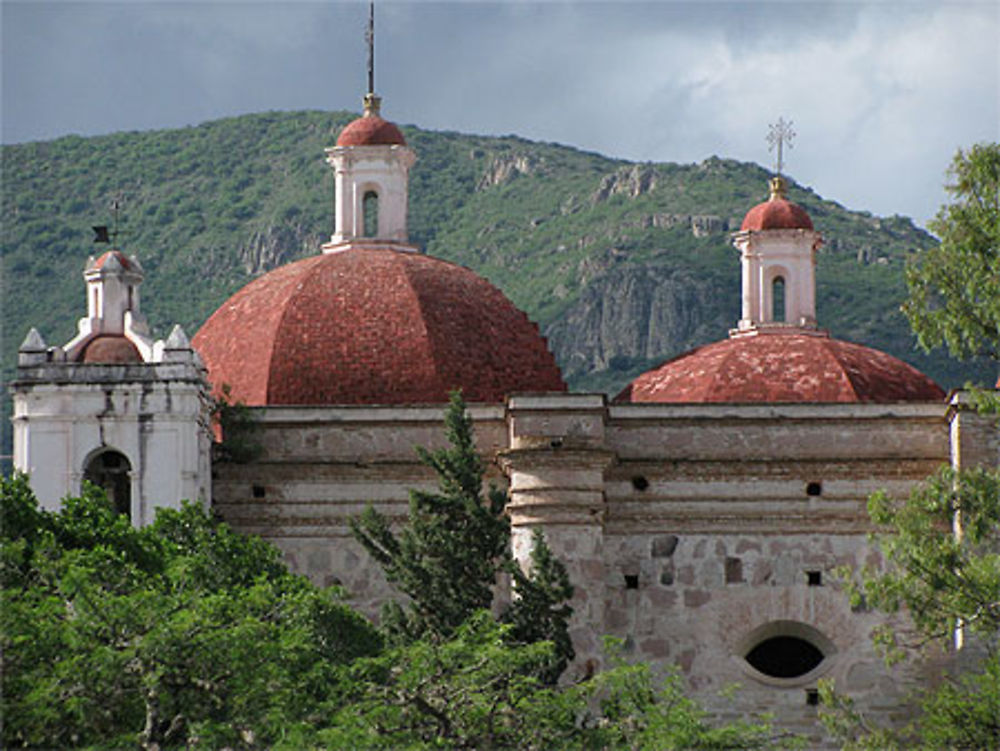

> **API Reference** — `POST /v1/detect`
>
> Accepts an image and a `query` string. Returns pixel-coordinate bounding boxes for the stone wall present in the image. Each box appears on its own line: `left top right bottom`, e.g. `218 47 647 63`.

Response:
209 393 980 744
213 404 507 616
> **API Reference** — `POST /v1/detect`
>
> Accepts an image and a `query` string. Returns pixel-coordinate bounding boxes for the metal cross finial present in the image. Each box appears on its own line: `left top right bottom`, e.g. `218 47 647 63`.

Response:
366 1 375 96
767 117 795 176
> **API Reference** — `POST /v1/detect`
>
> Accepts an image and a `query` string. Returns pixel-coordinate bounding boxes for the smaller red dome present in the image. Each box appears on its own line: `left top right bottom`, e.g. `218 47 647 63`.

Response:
337 114 406 147
741 176 814 231
616 334 944 404
78 335 143 364
741 196 814 231
92 250 135 271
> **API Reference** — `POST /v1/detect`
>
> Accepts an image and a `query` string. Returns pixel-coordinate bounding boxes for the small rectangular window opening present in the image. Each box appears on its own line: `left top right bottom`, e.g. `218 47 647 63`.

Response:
806 689 820 706
725 557 743 584
252 484 266 499
807 570 822 587
624 574 639 590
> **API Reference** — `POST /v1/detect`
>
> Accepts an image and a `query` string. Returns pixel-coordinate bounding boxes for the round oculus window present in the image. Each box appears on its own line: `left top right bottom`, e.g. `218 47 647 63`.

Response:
745 635 824 679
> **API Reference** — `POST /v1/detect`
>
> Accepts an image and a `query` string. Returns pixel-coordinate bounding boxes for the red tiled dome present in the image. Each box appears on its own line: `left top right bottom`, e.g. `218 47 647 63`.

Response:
193 249 566 405
741 196 814 231
616 334 944 404
78 334 143 364
336 114 406 147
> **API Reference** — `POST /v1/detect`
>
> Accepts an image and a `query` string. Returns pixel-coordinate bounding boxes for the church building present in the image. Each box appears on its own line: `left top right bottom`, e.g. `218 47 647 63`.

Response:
12 84 998 744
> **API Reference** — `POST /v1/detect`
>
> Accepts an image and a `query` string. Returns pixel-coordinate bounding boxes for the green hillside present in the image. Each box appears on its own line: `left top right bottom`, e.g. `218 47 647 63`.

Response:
2 110 993 455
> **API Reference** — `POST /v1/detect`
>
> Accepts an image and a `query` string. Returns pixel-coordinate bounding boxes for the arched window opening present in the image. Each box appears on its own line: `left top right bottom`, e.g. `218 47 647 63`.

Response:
93 288 100 316
83 450 132 519
127 285 134 311
772 276 786 323
363 190 379 237
745 636 824 679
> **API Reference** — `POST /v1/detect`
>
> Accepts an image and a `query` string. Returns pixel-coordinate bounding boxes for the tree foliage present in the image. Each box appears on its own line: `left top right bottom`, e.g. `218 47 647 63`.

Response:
504 527 576 683
3 475 797 750
351 392 576 680
319 623 799 751
822 144 1000 749
903 142 1000 364
859 467 1000 654
820 654 1000 751
1 474 381 750
822 467 1000 749
351 391 512 643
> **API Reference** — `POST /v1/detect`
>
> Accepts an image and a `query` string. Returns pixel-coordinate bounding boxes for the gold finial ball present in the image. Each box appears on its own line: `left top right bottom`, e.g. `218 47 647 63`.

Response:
769 175 788 200
363 92 382 117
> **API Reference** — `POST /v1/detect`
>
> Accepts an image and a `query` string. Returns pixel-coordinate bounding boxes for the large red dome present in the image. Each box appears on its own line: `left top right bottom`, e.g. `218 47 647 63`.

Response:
616 333 944 404
193 249 566 405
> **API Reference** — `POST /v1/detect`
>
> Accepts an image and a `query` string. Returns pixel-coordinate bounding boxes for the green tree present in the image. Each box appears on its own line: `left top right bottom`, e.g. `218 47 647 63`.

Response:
859 467 1000 655
351 391 512 643
1 474 381 750
821 467 1000 750
903 142 1000 364
2 462 795 749
822 143 1000 750
351 392 577 683
313 619 799 751
504 527 576 683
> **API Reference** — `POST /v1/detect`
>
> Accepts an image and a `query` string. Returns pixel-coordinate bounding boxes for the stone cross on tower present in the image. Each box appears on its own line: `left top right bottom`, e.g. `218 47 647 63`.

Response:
767 117 795 176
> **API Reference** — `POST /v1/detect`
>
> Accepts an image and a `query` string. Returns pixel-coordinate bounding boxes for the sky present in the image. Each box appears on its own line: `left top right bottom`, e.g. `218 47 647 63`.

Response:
2 1 998 228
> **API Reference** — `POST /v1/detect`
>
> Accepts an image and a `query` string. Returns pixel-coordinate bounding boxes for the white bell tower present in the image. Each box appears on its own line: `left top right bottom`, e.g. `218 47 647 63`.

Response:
323 94 416 250
731 176 823 335
322 6 416 253
12 242 212 524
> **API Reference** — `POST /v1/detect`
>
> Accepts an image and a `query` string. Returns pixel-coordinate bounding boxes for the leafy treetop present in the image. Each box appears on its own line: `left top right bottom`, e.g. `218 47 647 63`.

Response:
904 142 1000 363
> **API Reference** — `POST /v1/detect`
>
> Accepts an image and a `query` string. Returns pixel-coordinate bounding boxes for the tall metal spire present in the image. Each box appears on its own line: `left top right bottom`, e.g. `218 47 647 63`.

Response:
366 1 375 97
362 1 381 116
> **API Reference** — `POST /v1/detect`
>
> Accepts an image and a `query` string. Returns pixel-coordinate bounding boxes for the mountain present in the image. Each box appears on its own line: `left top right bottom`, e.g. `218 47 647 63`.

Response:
2 110 993 455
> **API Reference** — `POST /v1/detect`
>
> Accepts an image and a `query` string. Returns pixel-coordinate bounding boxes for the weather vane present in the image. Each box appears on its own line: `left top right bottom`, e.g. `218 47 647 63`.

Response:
92 193 126 248
767 117 795 176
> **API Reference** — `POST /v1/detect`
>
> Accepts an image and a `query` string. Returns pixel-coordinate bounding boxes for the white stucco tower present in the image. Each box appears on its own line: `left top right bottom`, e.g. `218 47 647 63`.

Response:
731 176 823 334
323 94 417 251
11 248 212 524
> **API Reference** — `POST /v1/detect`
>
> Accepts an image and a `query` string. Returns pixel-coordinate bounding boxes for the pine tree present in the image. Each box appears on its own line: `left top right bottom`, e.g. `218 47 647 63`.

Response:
351 391 511 642
504 527 575 683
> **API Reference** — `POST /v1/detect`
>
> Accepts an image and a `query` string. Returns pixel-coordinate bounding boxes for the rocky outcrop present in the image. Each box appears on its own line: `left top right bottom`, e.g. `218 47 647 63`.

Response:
591 165 657 203
477 153 541 190
645 213 729 236
238 224 322 276
690 215 727 237
544 263 737 378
